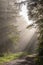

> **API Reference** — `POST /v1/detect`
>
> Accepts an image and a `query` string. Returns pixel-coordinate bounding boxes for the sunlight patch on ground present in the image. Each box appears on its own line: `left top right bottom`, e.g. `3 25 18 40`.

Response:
27 54 37 57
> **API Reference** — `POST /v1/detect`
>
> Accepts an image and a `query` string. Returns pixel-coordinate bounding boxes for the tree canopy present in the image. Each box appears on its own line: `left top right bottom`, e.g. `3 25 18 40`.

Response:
27 0 43 65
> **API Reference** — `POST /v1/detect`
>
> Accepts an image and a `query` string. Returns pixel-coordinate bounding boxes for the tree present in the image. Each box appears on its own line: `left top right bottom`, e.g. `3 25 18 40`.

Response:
27 0 43 65
0 0 19 56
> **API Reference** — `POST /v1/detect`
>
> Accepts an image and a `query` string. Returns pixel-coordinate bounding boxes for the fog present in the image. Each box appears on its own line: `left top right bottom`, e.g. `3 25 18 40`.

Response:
15 1 38 53
0 0 38 53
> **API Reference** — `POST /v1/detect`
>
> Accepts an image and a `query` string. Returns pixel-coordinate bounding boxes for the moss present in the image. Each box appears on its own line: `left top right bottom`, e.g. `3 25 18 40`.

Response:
0 52 23 63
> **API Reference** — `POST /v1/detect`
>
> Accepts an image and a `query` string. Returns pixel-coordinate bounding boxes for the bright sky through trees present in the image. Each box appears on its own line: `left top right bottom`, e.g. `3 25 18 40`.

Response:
19 0 33 25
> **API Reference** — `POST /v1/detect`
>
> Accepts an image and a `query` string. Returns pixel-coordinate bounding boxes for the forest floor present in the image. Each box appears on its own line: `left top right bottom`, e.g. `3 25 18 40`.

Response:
0 54 36 65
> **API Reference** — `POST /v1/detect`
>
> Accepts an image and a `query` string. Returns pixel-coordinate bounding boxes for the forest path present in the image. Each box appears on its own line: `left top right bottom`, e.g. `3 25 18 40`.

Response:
1 54 36 65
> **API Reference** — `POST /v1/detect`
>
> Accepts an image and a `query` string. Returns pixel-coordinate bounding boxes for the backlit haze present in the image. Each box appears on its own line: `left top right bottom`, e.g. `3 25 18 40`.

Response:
19 0 33 25
15 0 37 52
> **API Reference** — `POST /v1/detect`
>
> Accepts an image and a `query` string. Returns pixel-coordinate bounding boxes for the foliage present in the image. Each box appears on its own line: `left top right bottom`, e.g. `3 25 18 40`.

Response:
0 52 23 63
27 0 43 65
0 52 28 63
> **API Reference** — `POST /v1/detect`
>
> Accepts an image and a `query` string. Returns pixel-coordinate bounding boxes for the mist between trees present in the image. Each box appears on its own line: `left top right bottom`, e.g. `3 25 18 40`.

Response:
0 0 20 56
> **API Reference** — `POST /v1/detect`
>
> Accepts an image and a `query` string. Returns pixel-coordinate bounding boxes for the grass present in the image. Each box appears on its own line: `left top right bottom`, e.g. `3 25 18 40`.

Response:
0 52 24 63
0 52 29 63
